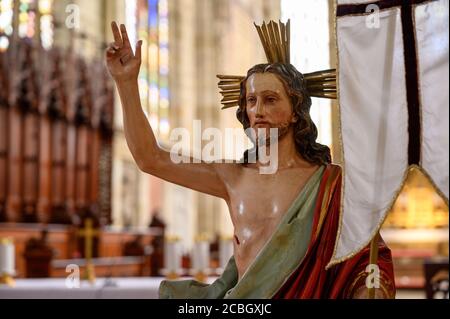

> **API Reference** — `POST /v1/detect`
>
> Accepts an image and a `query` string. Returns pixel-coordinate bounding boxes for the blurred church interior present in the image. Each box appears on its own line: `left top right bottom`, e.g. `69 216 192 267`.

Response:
0 0 448 299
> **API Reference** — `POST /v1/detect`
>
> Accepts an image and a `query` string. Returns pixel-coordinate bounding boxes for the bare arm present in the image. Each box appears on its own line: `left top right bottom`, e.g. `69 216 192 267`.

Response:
106 22 231 200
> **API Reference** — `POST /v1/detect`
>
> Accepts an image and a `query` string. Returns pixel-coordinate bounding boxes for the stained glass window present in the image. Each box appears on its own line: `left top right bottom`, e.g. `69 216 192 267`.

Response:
0 0 13 51
127 0 170 139
38 0 53 49
0 0 54 51
158 0 170 137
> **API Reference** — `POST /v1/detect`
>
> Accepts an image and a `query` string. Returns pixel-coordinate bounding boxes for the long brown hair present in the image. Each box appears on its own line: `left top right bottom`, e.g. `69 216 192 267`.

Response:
237 63 331 165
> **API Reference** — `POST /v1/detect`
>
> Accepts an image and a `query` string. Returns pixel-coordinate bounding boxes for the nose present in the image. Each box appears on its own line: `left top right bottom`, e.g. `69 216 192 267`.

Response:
256 99 265 117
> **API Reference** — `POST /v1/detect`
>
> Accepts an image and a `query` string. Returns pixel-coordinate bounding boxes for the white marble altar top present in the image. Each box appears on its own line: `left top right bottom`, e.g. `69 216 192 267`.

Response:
0 277 216 299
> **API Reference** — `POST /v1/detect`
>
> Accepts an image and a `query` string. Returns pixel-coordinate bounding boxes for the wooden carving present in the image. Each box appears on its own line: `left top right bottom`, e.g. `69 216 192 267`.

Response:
20 41 40 223
6 40 36 222
1 40 114 226
62 51 78 222
74 58 92 217
0 50 9 222
38 48 66 224
98 68 114 224
47 50 70 224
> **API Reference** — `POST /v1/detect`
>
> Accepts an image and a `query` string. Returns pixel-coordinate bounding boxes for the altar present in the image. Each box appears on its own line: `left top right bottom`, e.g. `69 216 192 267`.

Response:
0 277 217 299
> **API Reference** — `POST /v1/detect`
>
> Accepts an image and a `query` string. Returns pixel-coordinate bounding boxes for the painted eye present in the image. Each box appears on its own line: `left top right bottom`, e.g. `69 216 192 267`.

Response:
267 97 276 103
247 97 256 104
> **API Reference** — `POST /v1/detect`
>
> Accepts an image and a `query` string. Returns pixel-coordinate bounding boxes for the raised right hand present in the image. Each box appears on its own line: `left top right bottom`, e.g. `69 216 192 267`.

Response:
106 22 142 82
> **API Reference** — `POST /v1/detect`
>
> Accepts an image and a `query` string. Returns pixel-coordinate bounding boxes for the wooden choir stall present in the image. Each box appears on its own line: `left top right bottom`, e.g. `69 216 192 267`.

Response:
0 40 165 279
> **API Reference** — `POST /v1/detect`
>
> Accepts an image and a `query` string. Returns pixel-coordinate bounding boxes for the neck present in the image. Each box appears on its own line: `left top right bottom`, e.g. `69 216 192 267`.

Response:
254 127 313 170
250 127 315 170
275 129 305 169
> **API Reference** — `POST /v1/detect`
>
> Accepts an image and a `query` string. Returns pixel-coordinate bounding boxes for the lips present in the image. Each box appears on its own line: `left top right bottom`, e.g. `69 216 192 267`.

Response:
254 121 270 127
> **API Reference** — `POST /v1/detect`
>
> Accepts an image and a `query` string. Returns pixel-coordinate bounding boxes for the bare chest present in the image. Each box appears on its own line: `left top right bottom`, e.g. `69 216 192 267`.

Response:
228 168 313 224
226 167 318 278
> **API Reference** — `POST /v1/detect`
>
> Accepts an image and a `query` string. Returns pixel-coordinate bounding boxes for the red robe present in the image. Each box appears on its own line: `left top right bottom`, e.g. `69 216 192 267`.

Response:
274 164 396 299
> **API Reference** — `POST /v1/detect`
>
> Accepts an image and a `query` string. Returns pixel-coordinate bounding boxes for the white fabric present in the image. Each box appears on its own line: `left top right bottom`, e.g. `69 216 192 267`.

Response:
416 0 449 199
334 7 408 264
331 0 449 265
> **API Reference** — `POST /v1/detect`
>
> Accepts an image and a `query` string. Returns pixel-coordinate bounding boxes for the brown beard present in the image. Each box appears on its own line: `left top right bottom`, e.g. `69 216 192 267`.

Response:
276 121 291 140
255 121 292 146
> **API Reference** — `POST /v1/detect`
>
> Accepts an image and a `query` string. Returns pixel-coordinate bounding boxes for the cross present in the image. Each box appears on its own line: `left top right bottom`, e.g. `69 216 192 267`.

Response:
337 0 437 166
77 218 100 283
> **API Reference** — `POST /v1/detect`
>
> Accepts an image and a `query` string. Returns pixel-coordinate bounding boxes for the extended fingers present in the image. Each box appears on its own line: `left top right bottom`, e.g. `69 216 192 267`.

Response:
111 21 123 48
120 24 132 48
135 40 143 61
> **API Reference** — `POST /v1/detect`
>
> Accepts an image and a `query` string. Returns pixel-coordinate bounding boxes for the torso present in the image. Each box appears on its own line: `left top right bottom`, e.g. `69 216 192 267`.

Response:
223 163 321 280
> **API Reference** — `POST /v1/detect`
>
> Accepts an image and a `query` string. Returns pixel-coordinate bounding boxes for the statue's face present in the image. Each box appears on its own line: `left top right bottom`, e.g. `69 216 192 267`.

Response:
245 73 296 140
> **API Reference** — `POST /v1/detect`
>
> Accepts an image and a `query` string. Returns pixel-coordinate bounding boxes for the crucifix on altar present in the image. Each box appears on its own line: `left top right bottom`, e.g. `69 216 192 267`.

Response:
77 218 100 284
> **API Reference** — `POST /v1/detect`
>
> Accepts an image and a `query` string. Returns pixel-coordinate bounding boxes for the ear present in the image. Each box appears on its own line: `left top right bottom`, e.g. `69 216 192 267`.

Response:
291 114 298 123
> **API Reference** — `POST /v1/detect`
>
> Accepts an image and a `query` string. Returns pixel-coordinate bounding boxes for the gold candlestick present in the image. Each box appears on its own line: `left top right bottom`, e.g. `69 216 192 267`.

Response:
164 236 182 280
166 271 180 280
0 273 15 287
194 271 207 283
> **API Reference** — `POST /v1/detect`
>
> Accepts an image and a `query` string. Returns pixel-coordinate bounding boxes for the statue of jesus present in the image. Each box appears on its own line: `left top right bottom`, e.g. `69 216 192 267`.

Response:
106 22 395 299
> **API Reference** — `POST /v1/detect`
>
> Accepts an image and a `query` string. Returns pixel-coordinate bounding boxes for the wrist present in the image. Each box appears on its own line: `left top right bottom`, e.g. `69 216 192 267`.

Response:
115 77 138 87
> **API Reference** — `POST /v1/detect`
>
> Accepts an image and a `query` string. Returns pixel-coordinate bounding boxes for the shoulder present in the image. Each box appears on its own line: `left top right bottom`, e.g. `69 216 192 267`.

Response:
327 163 342 173
320 163 342 182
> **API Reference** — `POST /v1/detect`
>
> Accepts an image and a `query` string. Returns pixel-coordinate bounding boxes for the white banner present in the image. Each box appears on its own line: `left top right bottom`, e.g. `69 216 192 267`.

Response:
330 0 449 267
